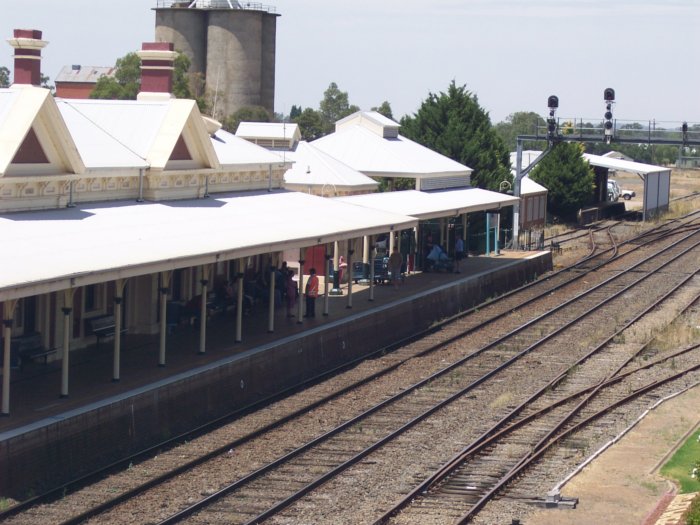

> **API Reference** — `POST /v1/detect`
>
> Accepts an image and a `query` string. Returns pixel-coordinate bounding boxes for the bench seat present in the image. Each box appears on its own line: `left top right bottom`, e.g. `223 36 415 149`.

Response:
87 315 127 347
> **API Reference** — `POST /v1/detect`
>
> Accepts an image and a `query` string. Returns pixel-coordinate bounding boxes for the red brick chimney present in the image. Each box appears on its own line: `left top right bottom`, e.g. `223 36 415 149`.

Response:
136 42 177 101
7 29 48 86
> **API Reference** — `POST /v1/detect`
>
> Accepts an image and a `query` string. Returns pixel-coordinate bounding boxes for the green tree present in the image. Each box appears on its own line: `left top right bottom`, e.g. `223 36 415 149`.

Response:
494 111 546 151
530 142 595 220
91 52 141 100
400 81 511 191
293 107 324 141
371 101 394 120
319 82 359 134
0 66 10 88
289 105 302 120
221 105 270 133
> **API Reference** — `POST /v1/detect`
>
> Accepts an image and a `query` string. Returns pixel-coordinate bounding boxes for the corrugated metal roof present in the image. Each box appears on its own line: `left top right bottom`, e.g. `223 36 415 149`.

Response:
57 99 148 169
57 98 171 159
54 65 115 84
0 190 417 300
312 125 472 179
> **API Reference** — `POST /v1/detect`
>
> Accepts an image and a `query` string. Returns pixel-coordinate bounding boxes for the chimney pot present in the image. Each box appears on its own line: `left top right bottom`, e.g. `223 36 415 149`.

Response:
136 41 177 101
7 28 48 87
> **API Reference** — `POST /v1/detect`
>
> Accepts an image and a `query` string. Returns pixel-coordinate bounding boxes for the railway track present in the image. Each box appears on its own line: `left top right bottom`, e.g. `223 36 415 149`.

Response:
3 213 700 525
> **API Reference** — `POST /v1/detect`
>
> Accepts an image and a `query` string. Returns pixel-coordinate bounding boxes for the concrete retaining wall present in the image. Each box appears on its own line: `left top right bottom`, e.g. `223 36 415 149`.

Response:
0 253 551 497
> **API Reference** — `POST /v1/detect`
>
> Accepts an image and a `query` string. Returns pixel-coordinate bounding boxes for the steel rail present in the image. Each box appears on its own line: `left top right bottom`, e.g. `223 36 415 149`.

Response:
5 213 698 524
372 267 700 524
456 363 700 524
159 219 700 524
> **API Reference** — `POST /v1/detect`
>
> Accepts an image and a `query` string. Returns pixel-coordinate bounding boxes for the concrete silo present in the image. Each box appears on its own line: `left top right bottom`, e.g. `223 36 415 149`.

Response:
154 1 279 120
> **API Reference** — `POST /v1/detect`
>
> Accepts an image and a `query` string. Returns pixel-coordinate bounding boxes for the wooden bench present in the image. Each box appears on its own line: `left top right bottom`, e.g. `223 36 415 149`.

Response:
87 315 127 348
1 332 57 371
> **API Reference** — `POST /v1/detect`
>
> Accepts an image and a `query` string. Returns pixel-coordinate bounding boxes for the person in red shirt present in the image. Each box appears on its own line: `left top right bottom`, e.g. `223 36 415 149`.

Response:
304 268 319 318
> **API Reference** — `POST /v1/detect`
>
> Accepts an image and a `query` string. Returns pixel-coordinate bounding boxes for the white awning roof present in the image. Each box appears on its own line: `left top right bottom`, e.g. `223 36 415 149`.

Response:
336 188 518 221
583 153 670 175
0 190 417 301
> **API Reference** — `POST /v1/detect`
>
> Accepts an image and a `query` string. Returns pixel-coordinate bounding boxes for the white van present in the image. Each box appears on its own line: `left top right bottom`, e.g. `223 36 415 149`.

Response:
607 179 621 202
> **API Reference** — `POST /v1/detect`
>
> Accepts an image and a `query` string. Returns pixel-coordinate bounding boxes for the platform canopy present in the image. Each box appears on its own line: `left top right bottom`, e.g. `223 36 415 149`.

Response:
0 190 417 301
336 188 518 221
582 153 670 175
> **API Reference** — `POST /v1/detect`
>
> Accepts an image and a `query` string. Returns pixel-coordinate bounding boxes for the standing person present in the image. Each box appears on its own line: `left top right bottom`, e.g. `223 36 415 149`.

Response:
285 269 297 317
454 236 465 274
388 246 403 289
304 268 319 318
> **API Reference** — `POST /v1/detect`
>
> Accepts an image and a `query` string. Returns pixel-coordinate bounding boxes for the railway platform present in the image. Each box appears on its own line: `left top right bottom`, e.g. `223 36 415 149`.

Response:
0 250 551 497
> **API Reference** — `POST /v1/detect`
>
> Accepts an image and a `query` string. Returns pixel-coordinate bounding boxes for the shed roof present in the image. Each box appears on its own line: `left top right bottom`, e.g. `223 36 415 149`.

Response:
0 190 417 301
583 153 670 175
55 65 115 84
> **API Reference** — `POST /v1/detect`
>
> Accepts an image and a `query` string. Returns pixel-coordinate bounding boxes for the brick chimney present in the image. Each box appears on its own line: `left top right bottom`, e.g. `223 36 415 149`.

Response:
136 42 177 101
7 29 48 86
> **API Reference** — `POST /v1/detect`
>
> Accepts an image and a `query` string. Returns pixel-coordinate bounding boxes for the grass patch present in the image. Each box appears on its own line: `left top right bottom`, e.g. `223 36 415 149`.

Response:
660 428 700 493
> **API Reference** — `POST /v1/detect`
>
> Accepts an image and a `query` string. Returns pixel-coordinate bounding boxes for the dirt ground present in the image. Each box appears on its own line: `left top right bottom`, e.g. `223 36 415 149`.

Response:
526 385 700 525
528 169 700 525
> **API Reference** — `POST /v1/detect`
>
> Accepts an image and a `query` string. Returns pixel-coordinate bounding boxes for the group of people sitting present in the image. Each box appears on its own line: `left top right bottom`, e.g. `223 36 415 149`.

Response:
204 262 319 320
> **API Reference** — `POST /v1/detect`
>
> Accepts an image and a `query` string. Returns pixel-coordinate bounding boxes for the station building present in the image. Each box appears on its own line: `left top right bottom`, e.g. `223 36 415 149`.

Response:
0 29 552 497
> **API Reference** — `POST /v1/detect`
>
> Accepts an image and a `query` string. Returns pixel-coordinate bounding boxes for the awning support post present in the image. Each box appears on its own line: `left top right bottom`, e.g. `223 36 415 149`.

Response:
199 266 210 354
297 250 305 323
158 271 172 366
113 278 128 381
346 246 354 309
60 288 76 397
1 300 17 415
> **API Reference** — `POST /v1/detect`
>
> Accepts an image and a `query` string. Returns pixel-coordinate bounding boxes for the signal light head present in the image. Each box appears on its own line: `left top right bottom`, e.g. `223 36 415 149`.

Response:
604 88 615 102
547 95 559 110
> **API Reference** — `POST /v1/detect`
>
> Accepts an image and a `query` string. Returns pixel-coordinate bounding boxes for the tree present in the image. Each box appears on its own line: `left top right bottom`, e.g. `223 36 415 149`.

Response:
293 107 324 141
221 105 270 133
371 101 394 120
289 105 302 120
494 111 546 151
91 52 141 100
319 82 359 135
0 66 10 88
530 142 595 220
400 81 511 191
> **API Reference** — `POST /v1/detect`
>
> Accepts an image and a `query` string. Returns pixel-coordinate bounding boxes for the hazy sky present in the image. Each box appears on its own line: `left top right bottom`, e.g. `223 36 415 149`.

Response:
2 0 698 126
